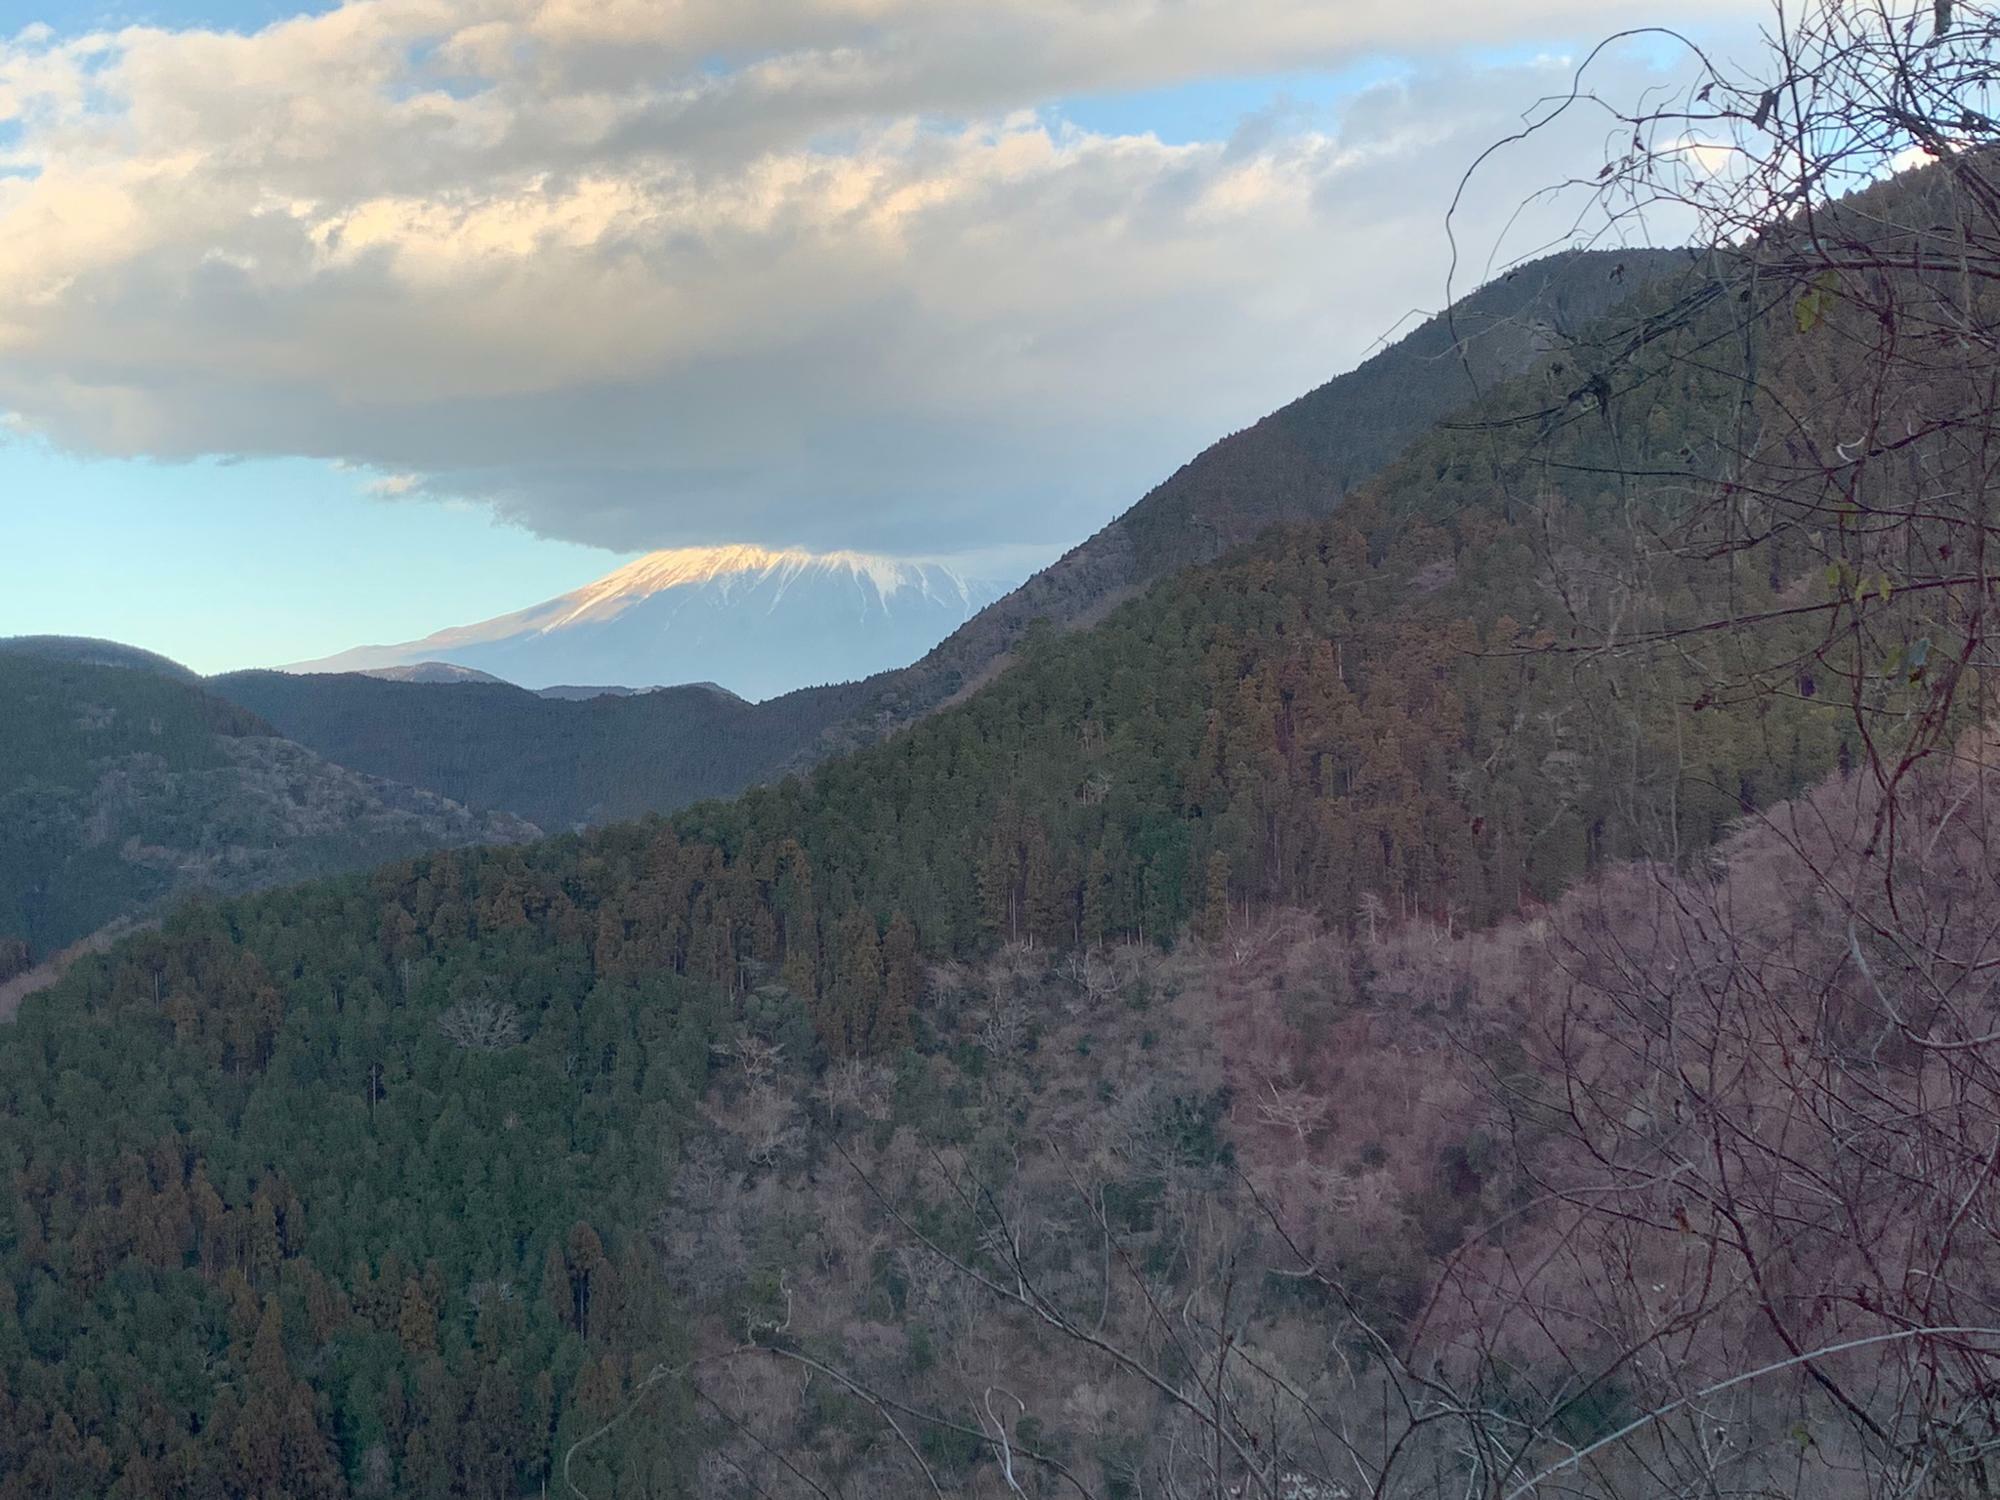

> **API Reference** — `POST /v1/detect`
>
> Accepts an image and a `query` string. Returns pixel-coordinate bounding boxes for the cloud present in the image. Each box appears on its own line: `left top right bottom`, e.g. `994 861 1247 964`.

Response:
362 469 422 496
0 0 1750 554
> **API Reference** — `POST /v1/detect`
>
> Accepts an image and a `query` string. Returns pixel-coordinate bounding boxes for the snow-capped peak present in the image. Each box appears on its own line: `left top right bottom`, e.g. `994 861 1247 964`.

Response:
549 546 975 630
282 542 1038 701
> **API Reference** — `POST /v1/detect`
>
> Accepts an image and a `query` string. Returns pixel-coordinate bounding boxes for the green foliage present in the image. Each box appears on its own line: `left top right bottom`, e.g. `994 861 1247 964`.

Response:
1154 1089 1234 1169
0 864 720 1497
918 1420 986 1479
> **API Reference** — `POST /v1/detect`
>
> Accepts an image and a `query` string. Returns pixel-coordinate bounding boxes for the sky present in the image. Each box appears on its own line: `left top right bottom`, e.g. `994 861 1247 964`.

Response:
0 0 1761 675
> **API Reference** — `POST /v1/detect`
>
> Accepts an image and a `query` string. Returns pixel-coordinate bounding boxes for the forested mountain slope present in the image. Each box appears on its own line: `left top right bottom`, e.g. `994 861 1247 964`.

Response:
0 655 537 957
0 218 1889 1499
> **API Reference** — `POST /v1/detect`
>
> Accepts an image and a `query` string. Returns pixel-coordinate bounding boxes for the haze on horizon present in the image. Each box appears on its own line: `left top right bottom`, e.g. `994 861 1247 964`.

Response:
0 0 1754 676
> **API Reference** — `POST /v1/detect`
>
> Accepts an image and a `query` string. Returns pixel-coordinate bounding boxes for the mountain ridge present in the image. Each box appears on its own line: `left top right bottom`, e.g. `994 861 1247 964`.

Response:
822 245 1689 741
0 634 200 682
350 662 510 686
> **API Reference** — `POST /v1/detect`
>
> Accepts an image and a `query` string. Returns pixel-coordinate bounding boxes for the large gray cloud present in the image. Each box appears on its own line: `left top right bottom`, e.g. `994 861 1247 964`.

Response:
0 0 1752 554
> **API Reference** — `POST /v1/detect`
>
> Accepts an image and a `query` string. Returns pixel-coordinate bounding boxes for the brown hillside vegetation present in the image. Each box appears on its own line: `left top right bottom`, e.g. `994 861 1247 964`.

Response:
664 741 2000 1499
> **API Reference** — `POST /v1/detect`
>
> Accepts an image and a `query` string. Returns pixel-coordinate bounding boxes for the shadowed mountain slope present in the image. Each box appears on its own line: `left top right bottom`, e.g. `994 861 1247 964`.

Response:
210 668 874 832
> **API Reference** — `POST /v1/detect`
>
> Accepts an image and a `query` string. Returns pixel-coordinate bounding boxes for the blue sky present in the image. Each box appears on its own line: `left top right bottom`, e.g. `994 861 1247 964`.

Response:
0 0 330 29
0 1 1747 675
1 445 629 672
1050 64 1405 146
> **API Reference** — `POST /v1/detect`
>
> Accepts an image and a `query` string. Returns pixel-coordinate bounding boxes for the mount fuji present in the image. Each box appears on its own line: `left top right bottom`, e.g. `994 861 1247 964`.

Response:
285 545 1026 701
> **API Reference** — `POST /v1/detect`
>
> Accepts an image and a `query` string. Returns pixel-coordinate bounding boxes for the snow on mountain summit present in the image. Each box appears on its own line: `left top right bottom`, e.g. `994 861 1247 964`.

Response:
284 545 1025 701
546 546 982 627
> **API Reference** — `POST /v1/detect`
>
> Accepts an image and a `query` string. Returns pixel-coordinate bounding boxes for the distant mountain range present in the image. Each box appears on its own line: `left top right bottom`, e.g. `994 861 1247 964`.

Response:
286 545 1021 701
210 667 863 832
